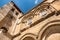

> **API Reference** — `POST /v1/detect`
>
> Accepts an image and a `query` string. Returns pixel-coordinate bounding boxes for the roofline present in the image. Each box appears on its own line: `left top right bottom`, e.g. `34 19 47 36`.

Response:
19 0 46 19
19 0 57 19
24 0 46 14
11 0 46 14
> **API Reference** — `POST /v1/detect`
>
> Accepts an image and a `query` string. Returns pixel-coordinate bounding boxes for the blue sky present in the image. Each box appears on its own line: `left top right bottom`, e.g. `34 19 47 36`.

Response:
0 0 43 14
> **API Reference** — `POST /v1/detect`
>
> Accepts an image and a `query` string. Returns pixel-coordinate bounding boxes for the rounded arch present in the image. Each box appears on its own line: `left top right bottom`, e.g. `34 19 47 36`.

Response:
38 20 60 40
20 33 37 40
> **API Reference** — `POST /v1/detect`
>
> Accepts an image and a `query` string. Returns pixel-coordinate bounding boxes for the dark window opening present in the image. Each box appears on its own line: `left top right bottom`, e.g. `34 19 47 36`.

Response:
15 12 19 15
0 27 8 33
11 8 15 12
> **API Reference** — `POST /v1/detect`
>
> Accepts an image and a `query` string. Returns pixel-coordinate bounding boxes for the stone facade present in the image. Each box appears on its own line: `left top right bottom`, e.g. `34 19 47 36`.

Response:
0 0 60 40
0 1 23 40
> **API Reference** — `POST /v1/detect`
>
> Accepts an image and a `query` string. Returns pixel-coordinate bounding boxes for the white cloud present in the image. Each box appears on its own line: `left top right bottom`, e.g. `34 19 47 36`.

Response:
35 0 38 4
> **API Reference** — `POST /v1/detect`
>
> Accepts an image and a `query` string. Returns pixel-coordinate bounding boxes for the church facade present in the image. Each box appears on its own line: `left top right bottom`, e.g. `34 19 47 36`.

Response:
0 0 60 40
